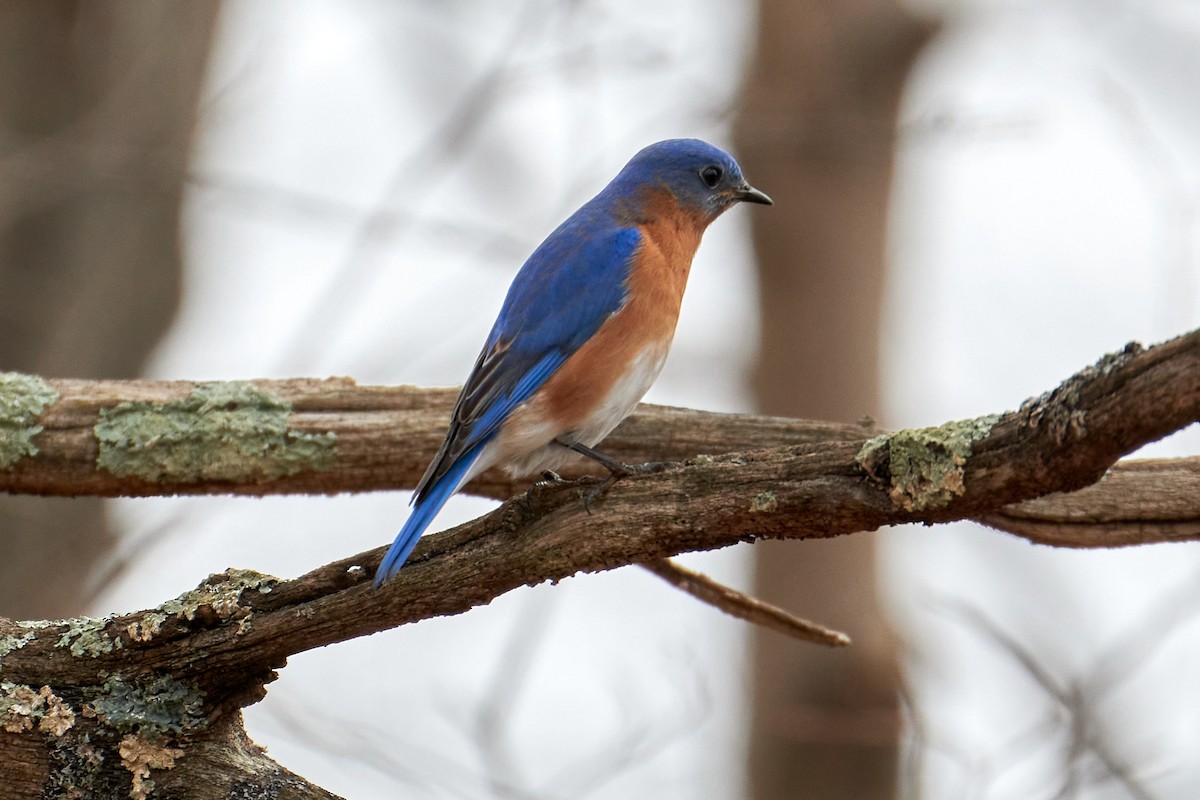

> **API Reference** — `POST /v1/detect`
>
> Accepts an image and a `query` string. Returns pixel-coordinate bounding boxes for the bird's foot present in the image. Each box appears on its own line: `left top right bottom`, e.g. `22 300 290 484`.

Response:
580 460 672 513
552 438 673 513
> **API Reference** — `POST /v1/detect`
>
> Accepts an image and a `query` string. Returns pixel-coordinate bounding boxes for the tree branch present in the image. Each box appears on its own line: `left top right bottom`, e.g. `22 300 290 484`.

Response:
0 330 1197 794
0 375 872 497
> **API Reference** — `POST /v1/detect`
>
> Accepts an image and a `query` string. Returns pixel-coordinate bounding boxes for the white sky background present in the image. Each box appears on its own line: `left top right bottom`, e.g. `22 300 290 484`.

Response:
91 1 1200 798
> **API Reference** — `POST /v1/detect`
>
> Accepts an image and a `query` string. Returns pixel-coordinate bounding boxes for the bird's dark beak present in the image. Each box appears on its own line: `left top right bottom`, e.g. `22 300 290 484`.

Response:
735 183 773 205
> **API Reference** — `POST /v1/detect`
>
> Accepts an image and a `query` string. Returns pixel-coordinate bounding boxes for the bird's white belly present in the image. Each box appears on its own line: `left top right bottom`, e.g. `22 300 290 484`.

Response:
486 340 670 478
570 340 669 446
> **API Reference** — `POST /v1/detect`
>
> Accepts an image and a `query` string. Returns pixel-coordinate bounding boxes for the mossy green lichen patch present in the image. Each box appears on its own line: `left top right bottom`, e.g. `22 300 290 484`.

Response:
119 569 276 648
857 414 1001 512
750 490 778 513
94 381 336 483
0 372 58 468
153 573 274 633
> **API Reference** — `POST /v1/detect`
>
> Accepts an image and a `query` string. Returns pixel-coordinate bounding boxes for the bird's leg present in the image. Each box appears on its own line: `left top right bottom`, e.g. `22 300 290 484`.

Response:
559 440 633 476
554 438 670 512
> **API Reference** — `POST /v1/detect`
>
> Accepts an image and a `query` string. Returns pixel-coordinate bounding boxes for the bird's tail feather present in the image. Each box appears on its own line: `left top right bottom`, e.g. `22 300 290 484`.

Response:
374 444 484 586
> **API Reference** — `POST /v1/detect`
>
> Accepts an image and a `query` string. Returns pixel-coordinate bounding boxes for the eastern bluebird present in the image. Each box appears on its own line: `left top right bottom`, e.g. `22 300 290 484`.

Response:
375 138 771 585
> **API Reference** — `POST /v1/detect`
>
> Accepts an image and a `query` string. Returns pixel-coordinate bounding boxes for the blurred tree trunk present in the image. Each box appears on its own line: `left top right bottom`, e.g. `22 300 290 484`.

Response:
0 1 219 618
735 2 934 798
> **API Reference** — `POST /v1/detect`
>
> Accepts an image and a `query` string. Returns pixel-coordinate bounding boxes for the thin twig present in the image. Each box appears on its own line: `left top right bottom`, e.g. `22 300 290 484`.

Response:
640 558 850 647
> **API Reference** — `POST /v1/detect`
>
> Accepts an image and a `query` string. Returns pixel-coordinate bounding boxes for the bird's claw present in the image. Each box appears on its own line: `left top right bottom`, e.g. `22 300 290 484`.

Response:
581 472 619 514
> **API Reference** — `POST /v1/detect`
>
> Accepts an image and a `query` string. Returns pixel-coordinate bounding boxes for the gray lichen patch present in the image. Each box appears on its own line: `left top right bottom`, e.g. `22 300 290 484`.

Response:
89 674 203 800
94 381 336 483
857 414 1002 512
56 616 121 658
0 630 35 664
0 372 58 467
38 672 205 799
90 674 205 738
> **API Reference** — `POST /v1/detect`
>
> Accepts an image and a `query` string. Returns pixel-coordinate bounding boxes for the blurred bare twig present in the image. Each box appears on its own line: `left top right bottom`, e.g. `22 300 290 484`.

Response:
933 600 1156 800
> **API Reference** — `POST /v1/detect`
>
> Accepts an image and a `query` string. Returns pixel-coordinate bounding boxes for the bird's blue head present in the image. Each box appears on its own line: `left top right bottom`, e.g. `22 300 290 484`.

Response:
610 138 772 219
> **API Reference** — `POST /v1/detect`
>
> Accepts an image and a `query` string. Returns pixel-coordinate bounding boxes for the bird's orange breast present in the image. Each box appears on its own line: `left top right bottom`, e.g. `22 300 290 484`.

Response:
520 188 709 434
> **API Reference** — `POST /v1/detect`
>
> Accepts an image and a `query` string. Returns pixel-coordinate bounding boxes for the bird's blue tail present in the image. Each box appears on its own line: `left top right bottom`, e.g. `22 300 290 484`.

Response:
374 445 484 586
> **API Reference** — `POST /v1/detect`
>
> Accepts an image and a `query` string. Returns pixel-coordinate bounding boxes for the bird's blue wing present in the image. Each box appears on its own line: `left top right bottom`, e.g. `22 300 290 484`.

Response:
375 217 640 585
413 214 642 502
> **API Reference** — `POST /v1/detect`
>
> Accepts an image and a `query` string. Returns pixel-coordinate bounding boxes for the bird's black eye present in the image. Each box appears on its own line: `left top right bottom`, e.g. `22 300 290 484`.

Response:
699 165 723 189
